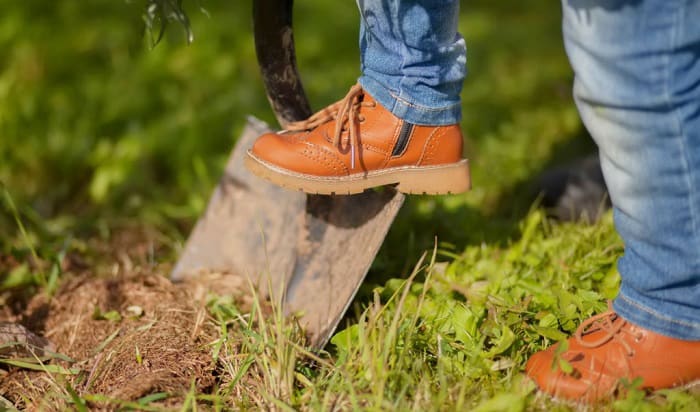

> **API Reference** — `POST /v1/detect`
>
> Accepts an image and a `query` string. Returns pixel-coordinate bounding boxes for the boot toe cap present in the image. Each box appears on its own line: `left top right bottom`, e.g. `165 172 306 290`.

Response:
250 132 347 176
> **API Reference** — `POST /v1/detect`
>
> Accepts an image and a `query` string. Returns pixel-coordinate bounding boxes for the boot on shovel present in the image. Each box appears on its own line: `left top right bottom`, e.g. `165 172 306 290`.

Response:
172 0 468 348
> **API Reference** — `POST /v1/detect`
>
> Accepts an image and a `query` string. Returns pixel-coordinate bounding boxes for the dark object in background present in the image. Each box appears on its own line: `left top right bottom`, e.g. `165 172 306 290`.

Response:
534 154 610 223
253 0 313 127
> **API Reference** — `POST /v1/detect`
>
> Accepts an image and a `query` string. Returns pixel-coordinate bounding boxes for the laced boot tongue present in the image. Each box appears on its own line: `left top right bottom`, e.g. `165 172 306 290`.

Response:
282 84 368 169
574 308 643 357
284 84 364 133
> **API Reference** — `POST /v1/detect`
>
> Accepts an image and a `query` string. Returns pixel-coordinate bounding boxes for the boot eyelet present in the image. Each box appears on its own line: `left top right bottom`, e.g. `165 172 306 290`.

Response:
634 333 643 342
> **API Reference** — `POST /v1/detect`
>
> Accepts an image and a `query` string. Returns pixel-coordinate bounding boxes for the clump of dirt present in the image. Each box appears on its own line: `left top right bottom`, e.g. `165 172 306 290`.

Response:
0 271 249 409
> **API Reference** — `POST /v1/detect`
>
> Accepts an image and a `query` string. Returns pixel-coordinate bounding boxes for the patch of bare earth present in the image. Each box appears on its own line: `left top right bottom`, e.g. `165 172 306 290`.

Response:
0 270 249 410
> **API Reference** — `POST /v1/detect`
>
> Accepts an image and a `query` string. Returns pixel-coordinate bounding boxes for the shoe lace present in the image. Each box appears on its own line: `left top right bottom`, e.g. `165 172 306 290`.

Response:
284 83 374 169
574 304 643 357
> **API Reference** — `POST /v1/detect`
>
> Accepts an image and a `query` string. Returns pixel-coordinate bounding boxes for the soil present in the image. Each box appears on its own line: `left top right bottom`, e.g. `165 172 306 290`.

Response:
0 268 250 410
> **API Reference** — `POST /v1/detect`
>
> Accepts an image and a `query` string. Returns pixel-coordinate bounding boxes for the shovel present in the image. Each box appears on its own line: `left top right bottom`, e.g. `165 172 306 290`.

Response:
171 0 405 349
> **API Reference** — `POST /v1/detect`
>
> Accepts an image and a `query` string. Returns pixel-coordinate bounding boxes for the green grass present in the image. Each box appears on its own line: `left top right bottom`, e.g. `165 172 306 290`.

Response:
1 0 698 410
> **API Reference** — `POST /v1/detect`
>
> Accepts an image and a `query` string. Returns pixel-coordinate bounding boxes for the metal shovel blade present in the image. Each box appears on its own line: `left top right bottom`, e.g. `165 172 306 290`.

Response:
172 117 405 348
171 117 305 293
287 189 404 348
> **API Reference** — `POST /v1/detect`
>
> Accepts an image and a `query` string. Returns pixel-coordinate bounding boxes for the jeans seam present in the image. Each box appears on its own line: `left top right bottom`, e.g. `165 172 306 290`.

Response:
357 0 366 74
396 3 407 114
389 90 462 112
619 293 700 329
666 1 700 270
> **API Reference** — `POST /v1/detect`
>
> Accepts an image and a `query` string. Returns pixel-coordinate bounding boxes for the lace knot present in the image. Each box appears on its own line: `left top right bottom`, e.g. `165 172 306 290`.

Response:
284 84 370 169
574 304 638 357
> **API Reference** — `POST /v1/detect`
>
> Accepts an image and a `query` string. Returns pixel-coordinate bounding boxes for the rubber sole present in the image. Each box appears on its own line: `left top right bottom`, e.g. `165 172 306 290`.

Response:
245 151 471 195
533 378 700 406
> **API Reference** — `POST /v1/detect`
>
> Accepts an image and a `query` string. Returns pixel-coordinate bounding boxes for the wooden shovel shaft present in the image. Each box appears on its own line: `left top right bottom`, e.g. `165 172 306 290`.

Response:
253 0 312 127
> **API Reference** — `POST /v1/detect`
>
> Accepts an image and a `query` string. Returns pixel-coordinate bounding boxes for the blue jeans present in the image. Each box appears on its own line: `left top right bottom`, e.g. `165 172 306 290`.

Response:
563 0 700 340
356 0 466 125
361 1 700 339
366 0 700 340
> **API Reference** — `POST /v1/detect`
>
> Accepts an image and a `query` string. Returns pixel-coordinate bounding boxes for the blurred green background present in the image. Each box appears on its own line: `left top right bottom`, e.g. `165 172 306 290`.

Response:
0 0 593 282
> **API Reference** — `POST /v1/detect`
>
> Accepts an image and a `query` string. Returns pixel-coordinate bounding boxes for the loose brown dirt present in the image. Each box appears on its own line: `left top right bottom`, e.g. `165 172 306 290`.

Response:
0 269 250 410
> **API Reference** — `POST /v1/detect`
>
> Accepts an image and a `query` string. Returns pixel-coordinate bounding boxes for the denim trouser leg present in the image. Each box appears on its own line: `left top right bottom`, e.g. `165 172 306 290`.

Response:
562 0 700 339
355 0 466 125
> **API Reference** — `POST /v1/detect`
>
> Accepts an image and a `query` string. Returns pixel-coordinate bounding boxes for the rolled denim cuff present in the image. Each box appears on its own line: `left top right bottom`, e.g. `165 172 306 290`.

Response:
614 288 700 340
359 76 462 126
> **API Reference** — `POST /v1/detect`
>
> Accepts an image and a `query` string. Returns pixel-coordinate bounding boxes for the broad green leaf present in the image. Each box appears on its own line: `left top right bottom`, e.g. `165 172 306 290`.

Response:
532 326 569 341
485 325 515 358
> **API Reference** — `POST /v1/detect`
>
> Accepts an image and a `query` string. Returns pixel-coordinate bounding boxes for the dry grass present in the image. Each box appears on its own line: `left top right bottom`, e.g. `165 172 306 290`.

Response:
0 270 251 410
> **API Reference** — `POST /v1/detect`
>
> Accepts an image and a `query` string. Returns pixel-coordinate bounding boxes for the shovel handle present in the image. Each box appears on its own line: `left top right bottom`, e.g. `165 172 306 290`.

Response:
253 0 313 128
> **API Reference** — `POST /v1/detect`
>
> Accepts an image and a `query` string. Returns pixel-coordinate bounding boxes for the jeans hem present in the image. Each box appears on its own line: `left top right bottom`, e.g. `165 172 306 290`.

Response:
358 76 462 126
614 287 700 340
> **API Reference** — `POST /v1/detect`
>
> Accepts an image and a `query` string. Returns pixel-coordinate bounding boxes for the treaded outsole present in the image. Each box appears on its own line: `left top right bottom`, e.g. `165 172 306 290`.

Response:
244 151 471 195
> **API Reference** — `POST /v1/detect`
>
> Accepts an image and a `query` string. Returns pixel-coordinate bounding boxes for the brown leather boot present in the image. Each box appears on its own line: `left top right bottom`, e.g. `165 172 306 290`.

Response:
526 308 700 403
245 84 470 195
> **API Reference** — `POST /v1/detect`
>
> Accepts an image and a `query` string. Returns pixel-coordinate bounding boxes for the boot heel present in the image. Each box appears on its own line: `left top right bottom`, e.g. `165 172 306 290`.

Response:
395 160 471 195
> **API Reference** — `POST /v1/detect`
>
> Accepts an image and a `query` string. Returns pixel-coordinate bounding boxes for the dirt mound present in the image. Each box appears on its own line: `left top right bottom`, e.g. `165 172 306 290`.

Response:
0 271 247 409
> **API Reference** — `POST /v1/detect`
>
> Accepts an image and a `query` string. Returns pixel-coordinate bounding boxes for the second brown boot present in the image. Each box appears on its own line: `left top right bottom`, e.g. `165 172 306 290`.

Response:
526 307 700 403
